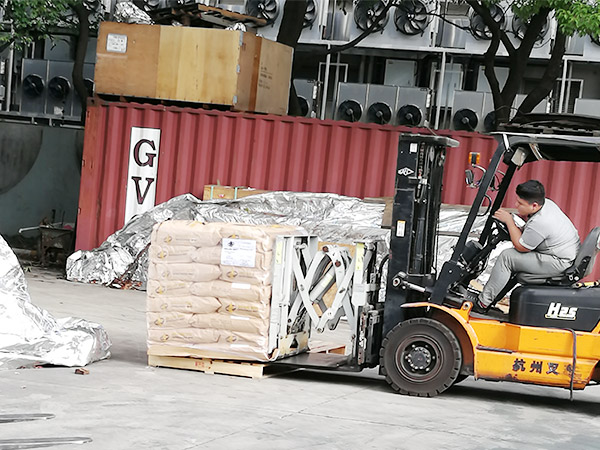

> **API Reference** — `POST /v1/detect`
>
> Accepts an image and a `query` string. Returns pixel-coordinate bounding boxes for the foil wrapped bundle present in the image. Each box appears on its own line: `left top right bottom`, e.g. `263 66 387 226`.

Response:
436 207 513 286
67 192 390 289
114 1 154 24
66 191 509 293
0 235 111 370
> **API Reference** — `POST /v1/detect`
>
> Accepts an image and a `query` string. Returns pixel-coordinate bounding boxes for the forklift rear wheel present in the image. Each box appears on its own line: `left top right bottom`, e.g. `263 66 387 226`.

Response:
380 318 462 397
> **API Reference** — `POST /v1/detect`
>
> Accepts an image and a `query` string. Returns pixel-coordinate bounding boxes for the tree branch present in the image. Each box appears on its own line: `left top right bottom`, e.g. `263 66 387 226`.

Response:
71 2 90 122
516 30 567 116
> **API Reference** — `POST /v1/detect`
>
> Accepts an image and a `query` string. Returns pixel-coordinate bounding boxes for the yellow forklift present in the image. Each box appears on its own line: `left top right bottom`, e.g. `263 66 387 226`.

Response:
273 115 600 398
381 115 600 397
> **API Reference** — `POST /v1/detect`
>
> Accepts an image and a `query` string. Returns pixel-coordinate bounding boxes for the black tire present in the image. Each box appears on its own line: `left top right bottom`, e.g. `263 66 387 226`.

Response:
380 318 462 397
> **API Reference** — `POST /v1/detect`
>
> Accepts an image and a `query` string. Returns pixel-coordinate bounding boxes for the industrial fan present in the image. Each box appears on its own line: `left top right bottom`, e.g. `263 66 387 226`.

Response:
512 15 548 42
23 74 44 98
337 100 363 122
394 0 428 36
303 0 317 28
483 111 497 132
247 0 279 23
354 0 389 32
397 104 422 126
298 96 310 117
453 108 479 131
367 102 392 124
469 4 505 40
48 76 71 100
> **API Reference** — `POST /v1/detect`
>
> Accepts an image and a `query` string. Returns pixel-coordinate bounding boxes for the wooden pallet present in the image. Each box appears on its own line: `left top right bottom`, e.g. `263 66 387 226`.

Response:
148 354 273 378
148 343 346 379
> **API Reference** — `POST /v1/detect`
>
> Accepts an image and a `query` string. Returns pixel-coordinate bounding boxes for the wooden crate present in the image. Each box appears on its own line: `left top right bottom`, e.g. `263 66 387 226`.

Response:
95 22 293 115
203 185 271 200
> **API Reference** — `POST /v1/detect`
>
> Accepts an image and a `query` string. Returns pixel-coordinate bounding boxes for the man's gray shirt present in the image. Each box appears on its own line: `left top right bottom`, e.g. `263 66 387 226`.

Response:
518 198 580 262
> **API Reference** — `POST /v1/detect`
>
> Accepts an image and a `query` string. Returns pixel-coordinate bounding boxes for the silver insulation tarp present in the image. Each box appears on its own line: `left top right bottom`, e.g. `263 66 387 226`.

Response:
66 192 510 292
66 193 390 289
0 235 111 370
114 1 153 24
437 207 513 286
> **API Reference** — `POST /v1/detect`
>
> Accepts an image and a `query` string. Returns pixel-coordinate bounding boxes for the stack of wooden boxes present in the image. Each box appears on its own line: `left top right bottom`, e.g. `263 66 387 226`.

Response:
94 22 293 115
146 221 307 362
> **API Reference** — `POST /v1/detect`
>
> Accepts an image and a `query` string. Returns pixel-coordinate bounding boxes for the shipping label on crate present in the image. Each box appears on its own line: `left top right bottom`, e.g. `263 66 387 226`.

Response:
124 127 161 225
221 239 257 268
106 33 128 53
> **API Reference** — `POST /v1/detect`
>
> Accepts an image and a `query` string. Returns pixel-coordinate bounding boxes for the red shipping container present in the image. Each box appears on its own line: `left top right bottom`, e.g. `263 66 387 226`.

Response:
77 100 600 280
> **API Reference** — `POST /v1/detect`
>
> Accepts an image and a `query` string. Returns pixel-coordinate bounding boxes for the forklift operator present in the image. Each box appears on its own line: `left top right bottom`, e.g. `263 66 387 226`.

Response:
472 180 580 314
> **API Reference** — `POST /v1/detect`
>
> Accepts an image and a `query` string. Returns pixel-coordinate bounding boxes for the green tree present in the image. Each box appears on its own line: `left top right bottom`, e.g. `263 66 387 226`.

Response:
464 0 600 125
1 0 100 121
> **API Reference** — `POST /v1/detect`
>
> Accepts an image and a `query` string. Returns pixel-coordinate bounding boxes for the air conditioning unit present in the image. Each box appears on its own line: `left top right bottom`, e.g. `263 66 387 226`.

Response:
20 59 49 115
566 34 585 57
451 90 495 133
476 66 509 93
396 87 428 126
513 94 548 117
335 82 368 123
46 61 74 118
436 15 468 50
384 59 417 87
293 79 319 118
581 35 600 62
432 62 464 108
364 84 397 125
44 38 73 61
253 0 324 43
347 0 435 50
574 98 600 118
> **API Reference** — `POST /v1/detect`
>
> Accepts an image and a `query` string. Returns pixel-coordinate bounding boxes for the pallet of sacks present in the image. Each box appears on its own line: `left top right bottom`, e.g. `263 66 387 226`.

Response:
146 221 309 365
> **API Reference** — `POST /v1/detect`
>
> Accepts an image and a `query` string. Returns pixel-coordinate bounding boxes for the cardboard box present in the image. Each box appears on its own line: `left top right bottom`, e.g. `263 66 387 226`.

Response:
95 22 293 115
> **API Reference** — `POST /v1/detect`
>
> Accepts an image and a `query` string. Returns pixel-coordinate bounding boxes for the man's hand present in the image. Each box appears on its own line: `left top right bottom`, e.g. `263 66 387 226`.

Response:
493 209 513 225
493 209 529 252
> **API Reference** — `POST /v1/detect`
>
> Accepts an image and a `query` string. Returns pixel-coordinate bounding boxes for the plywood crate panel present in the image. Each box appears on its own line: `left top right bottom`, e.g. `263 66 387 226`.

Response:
95 22 293 115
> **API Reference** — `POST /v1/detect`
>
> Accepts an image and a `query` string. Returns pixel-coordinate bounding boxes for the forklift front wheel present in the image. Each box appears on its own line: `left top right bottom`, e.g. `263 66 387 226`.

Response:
380 318 462 397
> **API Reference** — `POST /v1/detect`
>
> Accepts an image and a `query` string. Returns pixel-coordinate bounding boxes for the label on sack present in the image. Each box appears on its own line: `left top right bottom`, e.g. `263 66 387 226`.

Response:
221 238 257 268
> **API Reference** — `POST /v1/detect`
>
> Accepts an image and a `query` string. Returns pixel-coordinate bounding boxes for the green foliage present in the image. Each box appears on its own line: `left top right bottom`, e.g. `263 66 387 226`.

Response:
0 0 102 47
484 0 600 38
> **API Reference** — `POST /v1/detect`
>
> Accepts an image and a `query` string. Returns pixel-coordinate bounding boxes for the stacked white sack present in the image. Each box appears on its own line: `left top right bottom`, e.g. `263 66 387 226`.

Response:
146 221 305 361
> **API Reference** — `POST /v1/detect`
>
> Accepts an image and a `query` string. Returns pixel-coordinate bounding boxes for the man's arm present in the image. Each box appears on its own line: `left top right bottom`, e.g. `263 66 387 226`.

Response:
493 209 531 253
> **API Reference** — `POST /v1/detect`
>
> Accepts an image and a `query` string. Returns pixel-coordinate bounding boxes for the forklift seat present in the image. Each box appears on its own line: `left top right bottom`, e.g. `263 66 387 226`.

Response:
542 226 600 285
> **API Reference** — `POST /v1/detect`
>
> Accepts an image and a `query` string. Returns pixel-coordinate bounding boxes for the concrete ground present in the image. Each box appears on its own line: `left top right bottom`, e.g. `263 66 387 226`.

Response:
1 267 599 450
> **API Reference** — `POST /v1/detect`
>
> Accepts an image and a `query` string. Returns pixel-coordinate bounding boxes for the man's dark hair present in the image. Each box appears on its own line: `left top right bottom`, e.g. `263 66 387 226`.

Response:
516 180 545 205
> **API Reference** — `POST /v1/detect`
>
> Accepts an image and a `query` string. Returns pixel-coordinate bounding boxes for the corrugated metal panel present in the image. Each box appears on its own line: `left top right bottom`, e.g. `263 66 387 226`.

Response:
77 101 600 280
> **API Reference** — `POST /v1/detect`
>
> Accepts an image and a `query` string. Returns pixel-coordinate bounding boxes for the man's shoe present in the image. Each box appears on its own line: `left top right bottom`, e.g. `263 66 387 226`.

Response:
470 299 488 315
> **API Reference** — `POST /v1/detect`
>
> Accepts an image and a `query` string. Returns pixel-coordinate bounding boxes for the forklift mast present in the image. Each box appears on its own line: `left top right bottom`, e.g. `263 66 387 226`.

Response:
383 135 459 336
